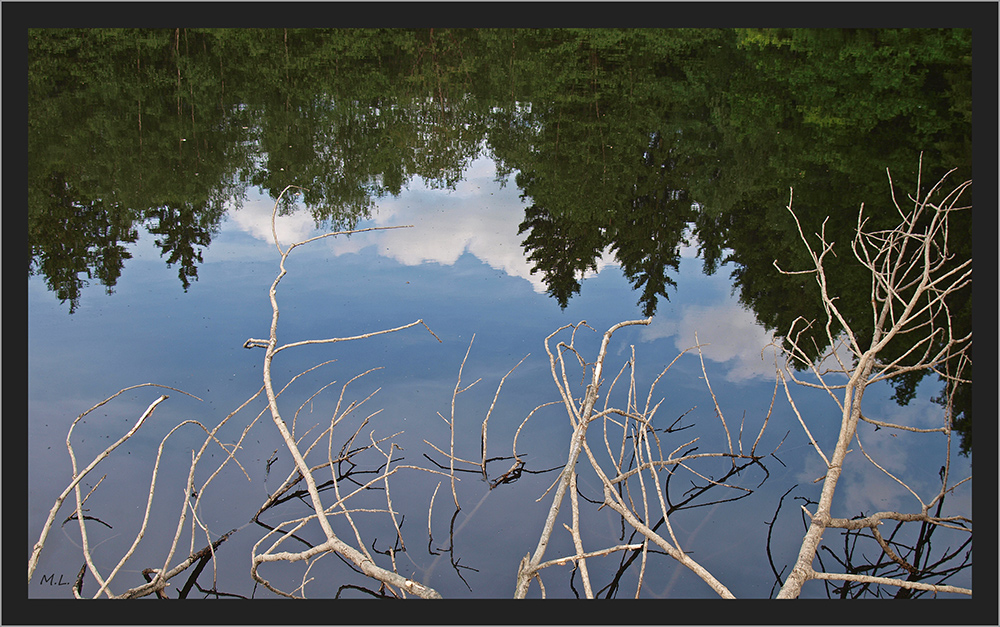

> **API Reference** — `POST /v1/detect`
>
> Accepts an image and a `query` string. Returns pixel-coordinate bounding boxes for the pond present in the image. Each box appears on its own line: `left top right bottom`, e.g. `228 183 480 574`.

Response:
27 28 973 605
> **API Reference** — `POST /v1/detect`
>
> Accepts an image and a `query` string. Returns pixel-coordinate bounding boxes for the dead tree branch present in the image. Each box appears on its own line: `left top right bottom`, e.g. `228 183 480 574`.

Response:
774 159 972 599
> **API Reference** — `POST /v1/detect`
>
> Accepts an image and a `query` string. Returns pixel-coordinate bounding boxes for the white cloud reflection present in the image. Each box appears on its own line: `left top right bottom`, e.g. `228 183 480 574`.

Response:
633 227 784 384
227 191 318 250
226 160 783 385
227 157 618 293
642 302 780 383
334 157 622 291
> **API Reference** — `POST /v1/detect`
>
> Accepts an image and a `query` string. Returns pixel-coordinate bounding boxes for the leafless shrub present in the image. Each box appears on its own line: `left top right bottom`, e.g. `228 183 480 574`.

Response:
30 186 447 599
513 321 779 598
773 158 971 598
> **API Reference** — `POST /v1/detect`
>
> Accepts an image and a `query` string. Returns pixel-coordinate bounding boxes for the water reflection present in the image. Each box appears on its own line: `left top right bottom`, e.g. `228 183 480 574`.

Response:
28 28 972 452
27 178 972 600
27 28 973 601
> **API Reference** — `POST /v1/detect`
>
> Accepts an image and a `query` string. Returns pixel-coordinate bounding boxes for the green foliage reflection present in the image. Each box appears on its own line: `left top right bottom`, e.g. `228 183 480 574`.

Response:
28 28 971 451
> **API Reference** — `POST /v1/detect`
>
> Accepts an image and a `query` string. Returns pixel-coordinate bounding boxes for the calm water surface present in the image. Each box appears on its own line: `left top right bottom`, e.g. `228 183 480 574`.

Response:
27 160 970 599
26 28 973 601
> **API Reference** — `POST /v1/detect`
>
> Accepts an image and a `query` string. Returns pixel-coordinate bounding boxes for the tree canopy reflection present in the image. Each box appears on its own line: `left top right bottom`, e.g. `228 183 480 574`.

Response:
28 27 972 451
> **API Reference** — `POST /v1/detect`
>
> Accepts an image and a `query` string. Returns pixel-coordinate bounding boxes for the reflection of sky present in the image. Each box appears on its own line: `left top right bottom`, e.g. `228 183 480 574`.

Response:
27 157 971 600
227 156 618 294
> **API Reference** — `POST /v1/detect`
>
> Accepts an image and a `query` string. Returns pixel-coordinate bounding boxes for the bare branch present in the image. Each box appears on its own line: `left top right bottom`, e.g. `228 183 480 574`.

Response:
776 159 972 599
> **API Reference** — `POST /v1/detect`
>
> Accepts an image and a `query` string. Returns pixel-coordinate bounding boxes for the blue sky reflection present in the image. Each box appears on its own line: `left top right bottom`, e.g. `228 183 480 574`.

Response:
28 156 971 599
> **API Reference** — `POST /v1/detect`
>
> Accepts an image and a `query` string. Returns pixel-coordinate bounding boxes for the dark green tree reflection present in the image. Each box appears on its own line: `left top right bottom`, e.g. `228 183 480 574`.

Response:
28 28 972 451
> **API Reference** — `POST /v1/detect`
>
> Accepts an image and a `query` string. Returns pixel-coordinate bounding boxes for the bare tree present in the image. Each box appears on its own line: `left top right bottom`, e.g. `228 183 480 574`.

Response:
773 159 971 598
29 186 448 599
236 186 447 599
512 321 779 598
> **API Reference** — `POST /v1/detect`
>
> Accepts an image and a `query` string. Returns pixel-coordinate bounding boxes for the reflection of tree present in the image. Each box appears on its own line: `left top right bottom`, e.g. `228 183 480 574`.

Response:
29 28 242 307
146 200 224 290
496 29 717 315
29 28 496 310
28 27 972 451
28 172 138 313
770 167 971 599
29 179 972 601
699 28 973 452
610 131 699 317
517 195 604 309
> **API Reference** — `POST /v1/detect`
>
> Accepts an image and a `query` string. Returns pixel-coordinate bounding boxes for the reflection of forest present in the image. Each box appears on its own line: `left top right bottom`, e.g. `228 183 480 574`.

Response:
28 28 972 451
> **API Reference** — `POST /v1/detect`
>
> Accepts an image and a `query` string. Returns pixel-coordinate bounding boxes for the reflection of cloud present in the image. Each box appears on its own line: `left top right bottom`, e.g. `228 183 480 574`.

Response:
642 303 778 383
678 226 702 259
882 395 947 430
322 156 616 293
225 157 620 293
228 193 317 249
797 428 937 517
791 384 972 521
